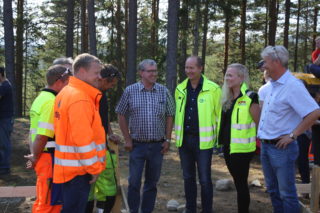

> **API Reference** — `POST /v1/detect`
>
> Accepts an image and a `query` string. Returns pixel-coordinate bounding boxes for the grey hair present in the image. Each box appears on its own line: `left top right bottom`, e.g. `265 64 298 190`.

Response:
316 36 320 42
261 45 289 68
53 57 73 66
221 63 250 111
137 59 157 71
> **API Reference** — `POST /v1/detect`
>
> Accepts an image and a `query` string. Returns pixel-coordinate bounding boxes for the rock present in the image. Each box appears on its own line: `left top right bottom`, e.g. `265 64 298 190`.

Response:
167 199 180 211
215 179 234 191
250 179 262 187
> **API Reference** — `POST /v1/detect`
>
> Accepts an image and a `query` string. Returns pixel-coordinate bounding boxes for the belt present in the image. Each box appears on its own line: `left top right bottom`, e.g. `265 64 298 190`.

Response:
260 139 279 145
132 139 164 144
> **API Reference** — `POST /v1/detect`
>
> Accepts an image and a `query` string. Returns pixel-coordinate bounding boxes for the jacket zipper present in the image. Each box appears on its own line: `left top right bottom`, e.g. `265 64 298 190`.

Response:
237 108 239 123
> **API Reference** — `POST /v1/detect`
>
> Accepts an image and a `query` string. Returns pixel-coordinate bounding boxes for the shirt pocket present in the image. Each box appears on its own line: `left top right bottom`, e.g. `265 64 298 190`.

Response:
155 98 166 116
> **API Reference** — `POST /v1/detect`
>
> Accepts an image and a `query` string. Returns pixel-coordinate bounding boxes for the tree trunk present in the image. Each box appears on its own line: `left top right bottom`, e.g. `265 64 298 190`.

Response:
303 0 309 65
224 12 230 73
192 0 201 56
178 0 188 82
268 0 277 46
66 0 75 57
264 0 269 47
312 6 318 49
283 0 290 48
87 0 97 56
15 0 24 117
3 0 16 115
24 21 28 116
151 0 159 59
126 0 137 86
124 0 129 74
109 1 115 59
81 0 88 53
294 0 301 72
115 0 123 73
166 0 179 95
240 0 246 64
201 0 209 72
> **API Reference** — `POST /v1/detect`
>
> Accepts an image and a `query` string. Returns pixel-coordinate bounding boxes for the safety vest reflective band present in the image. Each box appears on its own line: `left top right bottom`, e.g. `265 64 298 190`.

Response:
55 142 105 153
229 83 256 154
55 156 105 167
45 141 56 148
38 122 54 131
175 76 222 150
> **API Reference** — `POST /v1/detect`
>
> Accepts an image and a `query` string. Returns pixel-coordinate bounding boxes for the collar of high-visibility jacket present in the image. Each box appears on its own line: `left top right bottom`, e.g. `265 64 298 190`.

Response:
68 76 102 105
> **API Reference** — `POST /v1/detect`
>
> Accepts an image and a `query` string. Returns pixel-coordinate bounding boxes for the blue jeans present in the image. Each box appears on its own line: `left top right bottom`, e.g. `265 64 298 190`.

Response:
127 142 163 213
0 118 13 172
179 135 213 213
61 174 91 213
261 141 300 213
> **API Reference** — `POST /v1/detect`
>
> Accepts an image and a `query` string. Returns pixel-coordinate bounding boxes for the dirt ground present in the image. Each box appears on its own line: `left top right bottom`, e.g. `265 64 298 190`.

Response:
0 119 310 212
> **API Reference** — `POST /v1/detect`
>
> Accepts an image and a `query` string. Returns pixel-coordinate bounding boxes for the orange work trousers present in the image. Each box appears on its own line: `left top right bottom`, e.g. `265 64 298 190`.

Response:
32 153 62 213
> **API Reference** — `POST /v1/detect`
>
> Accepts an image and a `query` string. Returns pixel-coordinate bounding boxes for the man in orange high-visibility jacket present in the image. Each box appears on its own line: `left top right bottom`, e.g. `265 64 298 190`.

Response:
26 65 71 213
53 53 106 213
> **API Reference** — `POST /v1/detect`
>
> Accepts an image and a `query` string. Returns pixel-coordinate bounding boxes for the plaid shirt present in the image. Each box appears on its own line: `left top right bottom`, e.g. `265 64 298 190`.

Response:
116 82 175 141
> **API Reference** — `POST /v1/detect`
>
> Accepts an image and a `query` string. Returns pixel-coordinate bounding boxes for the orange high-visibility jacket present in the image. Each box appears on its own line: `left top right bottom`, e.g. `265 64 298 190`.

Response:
53 76 106 184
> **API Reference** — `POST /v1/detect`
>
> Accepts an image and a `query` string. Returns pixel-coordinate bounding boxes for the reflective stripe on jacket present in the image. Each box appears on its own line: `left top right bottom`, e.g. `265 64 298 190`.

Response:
30 89 57 151
175 75 221 150
53 76 106 184
230 83 256 154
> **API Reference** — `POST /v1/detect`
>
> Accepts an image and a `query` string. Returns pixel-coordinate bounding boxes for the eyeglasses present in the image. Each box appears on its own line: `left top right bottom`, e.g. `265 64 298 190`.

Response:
57 68 72 81
142 69 158 73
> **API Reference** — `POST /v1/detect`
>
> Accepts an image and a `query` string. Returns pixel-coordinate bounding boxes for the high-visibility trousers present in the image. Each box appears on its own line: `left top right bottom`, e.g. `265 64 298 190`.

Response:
32 153 62 213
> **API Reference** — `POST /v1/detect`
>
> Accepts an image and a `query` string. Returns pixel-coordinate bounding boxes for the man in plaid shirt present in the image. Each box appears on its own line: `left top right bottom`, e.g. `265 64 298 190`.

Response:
116 59 175 213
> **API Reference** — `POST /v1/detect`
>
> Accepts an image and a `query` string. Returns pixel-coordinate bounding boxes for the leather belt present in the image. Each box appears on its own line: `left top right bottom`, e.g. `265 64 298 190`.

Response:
260 139 279 145
132 139 164 144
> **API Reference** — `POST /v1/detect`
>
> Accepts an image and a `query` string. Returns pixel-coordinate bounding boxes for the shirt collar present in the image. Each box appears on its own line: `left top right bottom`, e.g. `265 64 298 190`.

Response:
138 81 158 91
187 76 203 90
69 76 102 102
271 69 291 85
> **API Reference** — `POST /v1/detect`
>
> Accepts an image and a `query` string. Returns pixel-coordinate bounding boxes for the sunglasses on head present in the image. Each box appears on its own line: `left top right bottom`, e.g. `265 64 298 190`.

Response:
57 68 72 81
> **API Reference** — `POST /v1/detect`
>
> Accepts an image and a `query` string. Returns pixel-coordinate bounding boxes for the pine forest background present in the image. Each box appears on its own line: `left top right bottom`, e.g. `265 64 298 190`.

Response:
1 0 319 121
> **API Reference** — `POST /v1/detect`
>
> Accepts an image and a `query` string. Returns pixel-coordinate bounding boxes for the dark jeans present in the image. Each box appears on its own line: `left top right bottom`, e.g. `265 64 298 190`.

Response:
297 134 310 183
0 118 13 172
61 174 91 213
127 142 163 213
223 146 254 213
312 125 320 166
86 196 116 213
179 135 213 213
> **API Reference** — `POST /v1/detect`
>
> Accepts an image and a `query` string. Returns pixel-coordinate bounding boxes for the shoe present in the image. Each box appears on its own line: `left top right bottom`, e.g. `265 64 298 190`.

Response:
0 168 11 175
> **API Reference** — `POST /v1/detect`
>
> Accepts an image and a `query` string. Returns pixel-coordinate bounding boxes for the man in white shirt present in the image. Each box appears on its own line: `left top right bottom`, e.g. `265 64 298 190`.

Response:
258 45 320 213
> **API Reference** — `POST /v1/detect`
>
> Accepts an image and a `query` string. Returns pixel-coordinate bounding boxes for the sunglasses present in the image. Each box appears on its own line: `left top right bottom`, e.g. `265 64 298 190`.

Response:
57 68 72 81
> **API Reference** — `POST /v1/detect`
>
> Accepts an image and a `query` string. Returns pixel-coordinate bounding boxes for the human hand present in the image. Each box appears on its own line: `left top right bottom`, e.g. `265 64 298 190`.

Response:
108 134 121 144
124 139 133 152
89 174 99 184
24 154 35 169
275 135 294 149
161 142 170 154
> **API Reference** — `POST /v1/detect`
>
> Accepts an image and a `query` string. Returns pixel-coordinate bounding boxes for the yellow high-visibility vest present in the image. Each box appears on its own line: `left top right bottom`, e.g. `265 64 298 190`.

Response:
175 75 221 150
229 83 256 154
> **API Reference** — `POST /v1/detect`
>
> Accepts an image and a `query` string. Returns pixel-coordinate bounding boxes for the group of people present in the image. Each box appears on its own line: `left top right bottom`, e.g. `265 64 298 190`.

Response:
0 43 317 213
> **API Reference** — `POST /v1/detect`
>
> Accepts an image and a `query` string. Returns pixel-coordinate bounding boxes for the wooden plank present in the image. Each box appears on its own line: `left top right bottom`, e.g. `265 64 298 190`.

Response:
296 183 312 194
109 140 123 213
299 201 313 213
0 186 35 197
310 166 320 213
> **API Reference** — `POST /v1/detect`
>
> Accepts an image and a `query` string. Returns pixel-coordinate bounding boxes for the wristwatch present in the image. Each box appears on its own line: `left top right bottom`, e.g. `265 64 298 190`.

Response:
289 132 297 140
165 138 171 143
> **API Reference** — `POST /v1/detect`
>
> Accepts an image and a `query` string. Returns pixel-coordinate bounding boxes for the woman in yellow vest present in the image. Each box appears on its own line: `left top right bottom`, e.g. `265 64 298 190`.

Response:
218 63 260 213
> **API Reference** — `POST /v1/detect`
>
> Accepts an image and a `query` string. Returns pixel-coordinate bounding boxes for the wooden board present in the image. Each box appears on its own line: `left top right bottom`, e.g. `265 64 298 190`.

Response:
109 141 123 213
310 166 320 213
